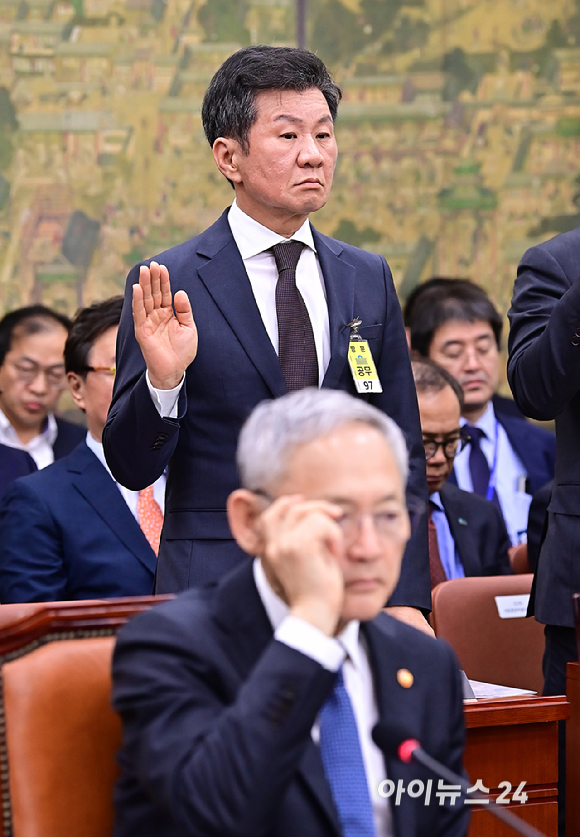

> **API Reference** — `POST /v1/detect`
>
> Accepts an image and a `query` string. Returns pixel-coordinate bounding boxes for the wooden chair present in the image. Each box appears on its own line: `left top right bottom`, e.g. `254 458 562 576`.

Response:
0 597 170 837
430 574 545 694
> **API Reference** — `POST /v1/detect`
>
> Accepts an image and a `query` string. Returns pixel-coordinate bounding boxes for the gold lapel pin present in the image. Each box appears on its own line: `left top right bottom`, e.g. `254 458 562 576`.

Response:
397 668 414 688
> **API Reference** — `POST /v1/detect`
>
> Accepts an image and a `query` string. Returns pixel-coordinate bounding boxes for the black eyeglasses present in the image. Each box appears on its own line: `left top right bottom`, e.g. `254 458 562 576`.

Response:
79 365 116 378
423 430 470 461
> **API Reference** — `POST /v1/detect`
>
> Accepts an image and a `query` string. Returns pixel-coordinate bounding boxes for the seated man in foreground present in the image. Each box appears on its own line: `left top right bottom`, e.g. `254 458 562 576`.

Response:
112 388 468 837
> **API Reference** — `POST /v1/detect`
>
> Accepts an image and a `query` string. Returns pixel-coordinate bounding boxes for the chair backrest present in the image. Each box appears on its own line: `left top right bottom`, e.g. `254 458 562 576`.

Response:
430 574 545 694
0 597 171 837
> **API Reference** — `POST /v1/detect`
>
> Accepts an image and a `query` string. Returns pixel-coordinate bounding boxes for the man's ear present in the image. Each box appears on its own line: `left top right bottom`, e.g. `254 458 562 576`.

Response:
227 489 264 556
67 372 86 412
212 137 243 185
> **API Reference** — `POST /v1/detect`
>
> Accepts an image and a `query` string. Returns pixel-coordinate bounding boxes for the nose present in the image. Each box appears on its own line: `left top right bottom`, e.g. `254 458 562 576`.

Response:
462 345 482 371
28 369 48 394
348 513 383 560
297 134 324 167
429 445 447 465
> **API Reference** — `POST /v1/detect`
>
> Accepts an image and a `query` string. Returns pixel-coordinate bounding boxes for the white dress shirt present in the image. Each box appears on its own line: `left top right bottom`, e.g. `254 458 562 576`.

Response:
148 200 331 417
85 432 166 519
0 408 58 469
454 401 531 546
253 559 393 837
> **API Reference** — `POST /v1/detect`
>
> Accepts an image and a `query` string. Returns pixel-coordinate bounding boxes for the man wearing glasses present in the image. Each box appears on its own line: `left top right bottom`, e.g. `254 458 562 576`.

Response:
112 388 468 837
0 297 163 601
0 304 84 471
412 358 511 586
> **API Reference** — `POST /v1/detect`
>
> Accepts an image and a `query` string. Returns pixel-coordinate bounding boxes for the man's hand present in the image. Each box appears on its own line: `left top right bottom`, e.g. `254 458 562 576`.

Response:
385 605 435 637
132 261 198 390
258 496 346 637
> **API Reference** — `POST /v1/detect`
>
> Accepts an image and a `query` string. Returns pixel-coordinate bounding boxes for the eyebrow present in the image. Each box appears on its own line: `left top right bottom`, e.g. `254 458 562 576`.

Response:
422 430 461 439
273 114 333 126
325 492 402 506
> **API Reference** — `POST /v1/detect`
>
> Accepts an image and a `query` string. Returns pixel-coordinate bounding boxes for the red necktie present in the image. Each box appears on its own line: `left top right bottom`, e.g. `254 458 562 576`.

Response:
137 485 163 556
428 501 447 589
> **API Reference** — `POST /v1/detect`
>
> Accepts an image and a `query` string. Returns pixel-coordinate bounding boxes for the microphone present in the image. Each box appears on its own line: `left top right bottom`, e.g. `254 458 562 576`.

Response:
372 724 548 837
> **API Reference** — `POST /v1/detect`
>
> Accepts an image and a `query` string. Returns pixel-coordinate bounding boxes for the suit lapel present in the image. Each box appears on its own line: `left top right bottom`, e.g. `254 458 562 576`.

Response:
439 485 480 577
313 229 356 390
364 618 425 837
196 213 286 398
212 562 342 835
67 443 157 575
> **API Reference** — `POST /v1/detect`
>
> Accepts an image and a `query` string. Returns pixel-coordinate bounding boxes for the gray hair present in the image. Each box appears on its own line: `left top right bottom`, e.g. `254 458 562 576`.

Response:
236 388 409 492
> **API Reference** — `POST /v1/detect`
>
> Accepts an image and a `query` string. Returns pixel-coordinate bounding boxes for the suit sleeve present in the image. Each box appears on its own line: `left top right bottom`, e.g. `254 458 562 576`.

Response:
112 606 336 837
485 506 513 576
371 256 430 611
103 266 185 490
0 479 69 602
508 239 580 420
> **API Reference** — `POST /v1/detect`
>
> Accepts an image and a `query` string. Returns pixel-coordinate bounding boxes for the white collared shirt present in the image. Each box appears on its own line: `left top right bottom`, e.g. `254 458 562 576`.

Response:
253 559 393 837
148 200 331 417
454 401 531 546
85 432 166 519
0 408 58 469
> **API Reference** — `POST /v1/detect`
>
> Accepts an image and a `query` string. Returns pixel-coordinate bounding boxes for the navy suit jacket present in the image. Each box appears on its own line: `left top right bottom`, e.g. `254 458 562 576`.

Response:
103 210 430 607
508 226 580 627
0 441 157 602
0 444 36 504
439 483 512 577
112 561 468 837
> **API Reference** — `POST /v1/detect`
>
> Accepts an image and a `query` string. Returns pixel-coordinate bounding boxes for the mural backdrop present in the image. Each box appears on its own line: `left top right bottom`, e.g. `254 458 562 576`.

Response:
1 0 579 326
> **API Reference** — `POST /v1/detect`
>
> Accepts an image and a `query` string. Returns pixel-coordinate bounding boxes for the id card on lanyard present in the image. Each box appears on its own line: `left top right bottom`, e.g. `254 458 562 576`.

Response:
347 318 383 394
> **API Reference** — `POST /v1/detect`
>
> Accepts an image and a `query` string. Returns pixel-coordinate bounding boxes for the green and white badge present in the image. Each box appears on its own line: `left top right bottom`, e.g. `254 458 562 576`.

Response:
347 318 383 394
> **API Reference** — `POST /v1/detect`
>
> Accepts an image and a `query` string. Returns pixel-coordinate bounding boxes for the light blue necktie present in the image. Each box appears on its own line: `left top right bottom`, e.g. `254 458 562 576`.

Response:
319 668 376 837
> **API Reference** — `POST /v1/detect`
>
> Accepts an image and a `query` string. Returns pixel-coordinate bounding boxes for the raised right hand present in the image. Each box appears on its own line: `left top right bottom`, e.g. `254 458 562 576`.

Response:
132 261 198 390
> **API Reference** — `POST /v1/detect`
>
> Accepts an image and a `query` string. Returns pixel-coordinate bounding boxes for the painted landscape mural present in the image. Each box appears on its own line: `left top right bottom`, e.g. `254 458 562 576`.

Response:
0 0 579 323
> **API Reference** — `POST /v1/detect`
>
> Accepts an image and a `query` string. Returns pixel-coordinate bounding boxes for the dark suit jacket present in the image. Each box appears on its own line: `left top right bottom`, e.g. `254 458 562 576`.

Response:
508 226 580 627
438 483 512 577
0 441 157 602
103 210 430 607
0 444 36 504
112 561 468 837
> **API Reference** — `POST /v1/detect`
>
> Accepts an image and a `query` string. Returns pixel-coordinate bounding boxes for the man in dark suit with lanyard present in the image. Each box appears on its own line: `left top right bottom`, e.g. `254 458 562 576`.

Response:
104 46 430 631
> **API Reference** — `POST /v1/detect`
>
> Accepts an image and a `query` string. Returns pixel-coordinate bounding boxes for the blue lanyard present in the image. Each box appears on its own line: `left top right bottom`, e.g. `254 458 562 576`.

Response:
485 420 500 502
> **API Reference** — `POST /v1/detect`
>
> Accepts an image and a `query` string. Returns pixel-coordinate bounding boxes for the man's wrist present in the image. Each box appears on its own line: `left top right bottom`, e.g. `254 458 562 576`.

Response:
148 370 185 390
289 600 340 637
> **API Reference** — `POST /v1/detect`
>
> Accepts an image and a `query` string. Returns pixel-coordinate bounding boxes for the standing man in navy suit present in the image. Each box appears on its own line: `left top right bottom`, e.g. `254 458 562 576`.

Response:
0 297 164 602
406 278 555 548
112 389 468 837
104 46 430 630
508 227 580 697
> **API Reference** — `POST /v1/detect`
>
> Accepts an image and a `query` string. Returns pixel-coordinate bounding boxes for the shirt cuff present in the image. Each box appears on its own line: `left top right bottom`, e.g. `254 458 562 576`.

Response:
275 615 346 672
146 370 184 418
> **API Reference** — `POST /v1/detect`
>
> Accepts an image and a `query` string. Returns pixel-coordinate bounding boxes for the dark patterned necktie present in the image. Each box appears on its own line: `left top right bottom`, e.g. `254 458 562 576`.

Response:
464 424 502 513
271 241 318 392
428 501 447 589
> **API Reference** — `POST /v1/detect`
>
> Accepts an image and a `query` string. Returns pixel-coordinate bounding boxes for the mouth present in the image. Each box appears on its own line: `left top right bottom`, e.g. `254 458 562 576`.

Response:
462 378 486 390
346 578 381 592
25 402 44 412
